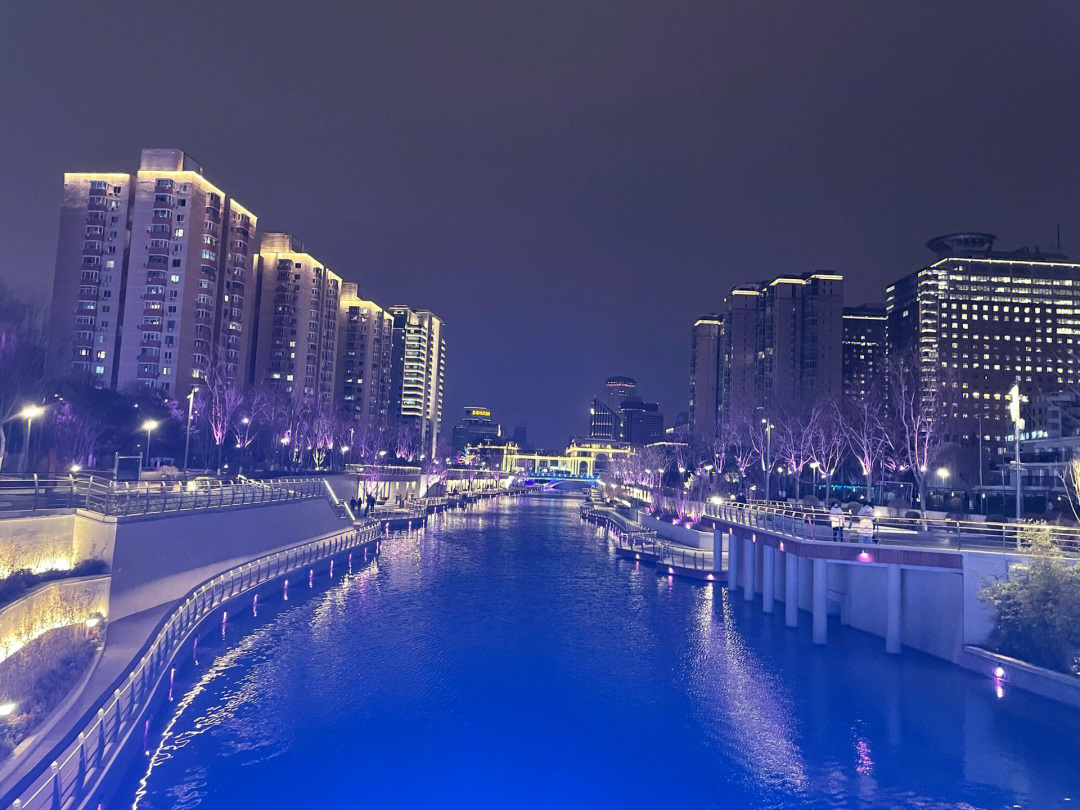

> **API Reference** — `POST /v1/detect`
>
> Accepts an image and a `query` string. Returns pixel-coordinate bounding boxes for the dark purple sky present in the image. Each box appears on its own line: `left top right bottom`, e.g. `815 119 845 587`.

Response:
2 2 1078 448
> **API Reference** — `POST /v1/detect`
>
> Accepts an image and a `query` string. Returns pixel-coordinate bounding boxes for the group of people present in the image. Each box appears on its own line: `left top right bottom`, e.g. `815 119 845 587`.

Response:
828 501 877 543
349 493 378 517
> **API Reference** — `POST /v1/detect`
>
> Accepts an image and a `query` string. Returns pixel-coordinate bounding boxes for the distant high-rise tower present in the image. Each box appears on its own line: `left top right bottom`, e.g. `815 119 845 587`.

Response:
842 304 886 402
720 273 844 424
389 306 445 457
689 315 722 438
252 233 341 406
605 376 636 407
336 283 394 425
115 149 258 396
50 172 135 388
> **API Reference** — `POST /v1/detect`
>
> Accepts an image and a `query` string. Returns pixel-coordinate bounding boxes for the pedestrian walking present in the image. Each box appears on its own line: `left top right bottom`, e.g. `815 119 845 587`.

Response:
858 502 876 543
830 502 844 541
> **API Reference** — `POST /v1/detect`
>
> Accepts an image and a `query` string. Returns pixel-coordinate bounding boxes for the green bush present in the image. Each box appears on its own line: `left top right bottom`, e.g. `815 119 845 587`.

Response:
0 624 102 761
980 526 1080 676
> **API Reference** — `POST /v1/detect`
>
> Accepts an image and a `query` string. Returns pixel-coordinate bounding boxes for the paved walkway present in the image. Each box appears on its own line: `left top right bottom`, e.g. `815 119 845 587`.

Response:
0 602 175 798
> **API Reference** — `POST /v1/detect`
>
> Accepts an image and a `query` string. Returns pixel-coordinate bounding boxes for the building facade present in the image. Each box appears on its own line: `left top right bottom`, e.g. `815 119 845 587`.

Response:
116 149 258 397
451 406 501 453
252 232 341 406
885 233 1080 442
388 306 446 457
720 273 843 426
689 315 722 438
842 304 887 402
336 283 394 425
50 172 134 388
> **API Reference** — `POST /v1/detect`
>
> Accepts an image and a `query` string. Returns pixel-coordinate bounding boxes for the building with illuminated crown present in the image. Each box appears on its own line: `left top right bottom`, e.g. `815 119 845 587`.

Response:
388 306 445 457
336 284 394 424
689 314 722 438
886 232 1080 442
842 304 887 402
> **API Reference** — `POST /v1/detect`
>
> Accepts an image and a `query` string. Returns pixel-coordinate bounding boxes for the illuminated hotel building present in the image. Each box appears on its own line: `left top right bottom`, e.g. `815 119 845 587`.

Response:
50 173 134 387
388 306 445 457
842 304 887 402
719 272 843 424
112 149 258 396
689 315 722 438
886 232 1080 441
252 233 342 406
336 283 394 424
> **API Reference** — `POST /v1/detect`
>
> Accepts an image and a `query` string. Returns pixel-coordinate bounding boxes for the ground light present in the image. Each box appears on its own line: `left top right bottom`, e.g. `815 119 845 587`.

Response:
0 702 16 717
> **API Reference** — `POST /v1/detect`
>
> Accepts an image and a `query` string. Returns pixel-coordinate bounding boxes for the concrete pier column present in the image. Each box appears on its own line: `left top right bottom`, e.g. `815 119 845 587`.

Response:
742 537 756 601
812 558 827 645
727 533 739 591
886 563 902 654
762 546 775 613
712 530 725 575
785 551 798 628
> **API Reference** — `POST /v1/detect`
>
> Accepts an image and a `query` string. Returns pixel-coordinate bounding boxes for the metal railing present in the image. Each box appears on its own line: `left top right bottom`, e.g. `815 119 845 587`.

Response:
0 475 88 512
1 522 380 810
370 503 427 522
583 504 712 571
82 476 325 517
704 500 1080 555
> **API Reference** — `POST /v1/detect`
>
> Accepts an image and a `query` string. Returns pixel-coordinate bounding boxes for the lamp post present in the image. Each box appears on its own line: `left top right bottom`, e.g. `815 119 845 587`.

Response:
937 466 949 509
19 404 44 473
809 460 820 499
279 435 291 470
761 416 773 502
1008 382 1026 520
183 387 197 473
142 420 159 467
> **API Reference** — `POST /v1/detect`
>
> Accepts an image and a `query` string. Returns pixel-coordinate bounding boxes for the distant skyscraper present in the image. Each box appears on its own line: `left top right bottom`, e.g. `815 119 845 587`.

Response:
618 398 664 446
720 273 843 424
689 315 722 438
50 172 134 388
388 306 445 457
451 406 501 453
336 283 394 425
886 233 1080 441
605 376 636 407
116 149 258 396
842 304 887 402
252 232 342 406
586 397 619 440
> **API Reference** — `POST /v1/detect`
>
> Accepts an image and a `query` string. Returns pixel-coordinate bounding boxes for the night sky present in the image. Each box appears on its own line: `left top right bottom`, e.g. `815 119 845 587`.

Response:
2 2 1078 448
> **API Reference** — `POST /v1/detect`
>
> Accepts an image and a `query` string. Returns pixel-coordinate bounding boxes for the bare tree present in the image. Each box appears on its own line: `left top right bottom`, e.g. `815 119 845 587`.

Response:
841 386 889 502
728 415 756 497
0 286 48 472
807 400 845 504
888 350 953 525
775 408 812 500
200 354 244 470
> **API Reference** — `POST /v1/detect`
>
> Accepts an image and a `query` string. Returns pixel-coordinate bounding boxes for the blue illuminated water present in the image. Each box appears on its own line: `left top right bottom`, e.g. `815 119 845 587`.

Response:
126 497 1080 809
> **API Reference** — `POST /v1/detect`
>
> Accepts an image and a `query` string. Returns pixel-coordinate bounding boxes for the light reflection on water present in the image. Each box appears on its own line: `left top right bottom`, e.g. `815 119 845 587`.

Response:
127 498 1080 810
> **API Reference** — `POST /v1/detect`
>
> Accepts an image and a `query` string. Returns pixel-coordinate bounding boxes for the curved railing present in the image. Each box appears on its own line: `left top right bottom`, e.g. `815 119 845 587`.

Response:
704 500 1080 555
83 476 326 517
2 521 381 810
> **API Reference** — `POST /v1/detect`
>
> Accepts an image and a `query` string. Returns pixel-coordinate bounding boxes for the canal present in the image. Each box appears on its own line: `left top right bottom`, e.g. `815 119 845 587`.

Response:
125 496 1080 809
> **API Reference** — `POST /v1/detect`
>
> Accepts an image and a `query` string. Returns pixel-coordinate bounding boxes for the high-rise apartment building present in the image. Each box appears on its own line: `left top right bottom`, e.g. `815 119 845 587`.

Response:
886 233 1080 441
336 283 394 424
50 173 134 388
114 149 257 396
689 315 722 438
388 306 445 457
842 304 887 402
719 273 843 425
252 233 342 406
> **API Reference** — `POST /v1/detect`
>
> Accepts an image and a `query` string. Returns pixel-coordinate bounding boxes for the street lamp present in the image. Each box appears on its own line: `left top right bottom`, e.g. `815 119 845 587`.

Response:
183 387 197 473
1008 382 1027 520
809 460 820 499
760 416 773 502
19 404 44 473
142 420 159 467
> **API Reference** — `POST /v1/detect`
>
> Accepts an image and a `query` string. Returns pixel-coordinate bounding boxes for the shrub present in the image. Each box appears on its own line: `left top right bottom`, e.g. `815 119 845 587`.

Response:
0 559 108 611
0 623 103 761
980 525 1080 676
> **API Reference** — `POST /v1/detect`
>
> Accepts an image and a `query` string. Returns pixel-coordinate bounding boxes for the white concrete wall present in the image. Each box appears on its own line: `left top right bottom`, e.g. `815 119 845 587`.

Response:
0 513 80 577
633 510 712 549
90 498 348 621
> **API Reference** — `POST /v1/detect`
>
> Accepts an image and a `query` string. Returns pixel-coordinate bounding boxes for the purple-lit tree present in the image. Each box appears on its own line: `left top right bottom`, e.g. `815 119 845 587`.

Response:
807 400 845 504
50 399 107 470
775 408 812 500
729 415 756 497
200 356 244 470
840 386 889 502
887 350 953 525
394 423 418 462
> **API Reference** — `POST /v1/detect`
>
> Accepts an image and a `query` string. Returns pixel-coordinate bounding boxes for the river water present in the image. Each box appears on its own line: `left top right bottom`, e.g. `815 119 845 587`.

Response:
124 496 1080 809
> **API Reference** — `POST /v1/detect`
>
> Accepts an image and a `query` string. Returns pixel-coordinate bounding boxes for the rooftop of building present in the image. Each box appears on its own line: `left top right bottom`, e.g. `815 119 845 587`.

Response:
925 232 1069 262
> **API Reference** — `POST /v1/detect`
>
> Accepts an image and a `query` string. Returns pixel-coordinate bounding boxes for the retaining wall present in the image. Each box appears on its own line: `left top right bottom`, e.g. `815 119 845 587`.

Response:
0 575 109 663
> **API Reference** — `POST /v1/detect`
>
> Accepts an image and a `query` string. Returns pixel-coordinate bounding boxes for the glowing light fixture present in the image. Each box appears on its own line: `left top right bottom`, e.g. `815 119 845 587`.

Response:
0 703 16 717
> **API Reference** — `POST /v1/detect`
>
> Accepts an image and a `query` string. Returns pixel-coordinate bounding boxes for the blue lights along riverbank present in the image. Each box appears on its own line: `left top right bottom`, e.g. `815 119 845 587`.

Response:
126 497 1080 809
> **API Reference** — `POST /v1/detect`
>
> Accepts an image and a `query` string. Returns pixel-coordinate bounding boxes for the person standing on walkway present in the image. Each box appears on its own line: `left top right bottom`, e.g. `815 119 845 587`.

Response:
858 502 876 543
830 502 844 541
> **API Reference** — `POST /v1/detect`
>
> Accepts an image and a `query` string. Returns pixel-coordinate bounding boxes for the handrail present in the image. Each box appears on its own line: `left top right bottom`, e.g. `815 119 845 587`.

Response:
703 499 1080 555
1 521 381 810
79 475 325 517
